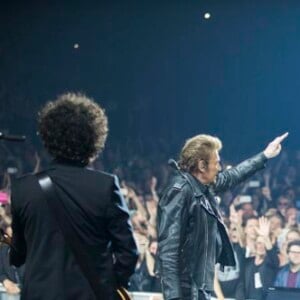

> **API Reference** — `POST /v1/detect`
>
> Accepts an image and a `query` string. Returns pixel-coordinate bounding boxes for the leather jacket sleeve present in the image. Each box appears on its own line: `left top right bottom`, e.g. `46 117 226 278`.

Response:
157 182 191 300
214 152 268 194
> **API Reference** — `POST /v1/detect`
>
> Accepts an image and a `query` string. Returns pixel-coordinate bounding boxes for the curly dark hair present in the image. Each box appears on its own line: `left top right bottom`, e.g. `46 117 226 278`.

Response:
38 93 108 165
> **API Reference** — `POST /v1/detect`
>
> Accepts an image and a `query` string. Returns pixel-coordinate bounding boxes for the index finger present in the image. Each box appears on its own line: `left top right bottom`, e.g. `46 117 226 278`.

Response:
275 132 289 144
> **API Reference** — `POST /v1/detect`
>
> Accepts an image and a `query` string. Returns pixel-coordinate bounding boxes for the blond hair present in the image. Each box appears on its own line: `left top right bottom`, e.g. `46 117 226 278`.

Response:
178 134 222 173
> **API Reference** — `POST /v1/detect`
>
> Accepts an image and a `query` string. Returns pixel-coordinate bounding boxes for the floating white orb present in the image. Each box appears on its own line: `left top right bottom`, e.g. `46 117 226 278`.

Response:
204 13 211 19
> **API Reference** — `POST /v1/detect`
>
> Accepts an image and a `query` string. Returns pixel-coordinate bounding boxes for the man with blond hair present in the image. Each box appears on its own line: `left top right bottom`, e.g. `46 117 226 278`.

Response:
157 133 288 300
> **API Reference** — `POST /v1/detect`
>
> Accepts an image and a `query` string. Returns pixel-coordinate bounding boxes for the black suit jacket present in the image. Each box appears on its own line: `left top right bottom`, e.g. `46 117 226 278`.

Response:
10 161 138 300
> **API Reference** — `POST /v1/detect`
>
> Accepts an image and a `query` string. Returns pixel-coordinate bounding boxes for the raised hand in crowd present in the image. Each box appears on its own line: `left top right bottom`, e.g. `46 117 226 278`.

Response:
229 204 245 247
149 176 157 192
122 181 148 219
0 227 12 246
283 208 296 230
0 206 11 226
3 279 20 294
131 211 148 236
255 216 272 250
256 216 270 237
149 176 159 202
261 186 272 202
1 172 11 192
229 204 242 226
263 170 271 187
262 170 272 202
145 176 159 229
213 269 225 300
150 295 163 300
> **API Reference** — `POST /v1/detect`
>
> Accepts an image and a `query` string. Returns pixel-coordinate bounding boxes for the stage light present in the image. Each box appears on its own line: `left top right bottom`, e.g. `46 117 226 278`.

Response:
73 43 79 49
204 13 211 19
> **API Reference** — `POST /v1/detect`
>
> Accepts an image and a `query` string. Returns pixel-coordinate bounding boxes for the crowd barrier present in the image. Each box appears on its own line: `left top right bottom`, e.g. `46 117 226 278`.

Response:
0 289 299 300
0 290 163 300
130 292 163 300
0 295 19 300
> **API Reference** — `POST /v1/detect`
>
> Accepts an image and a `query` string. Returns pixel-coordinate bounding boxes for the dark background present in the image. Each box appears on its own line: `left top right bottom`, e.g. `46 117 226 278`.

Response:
0 0 299 162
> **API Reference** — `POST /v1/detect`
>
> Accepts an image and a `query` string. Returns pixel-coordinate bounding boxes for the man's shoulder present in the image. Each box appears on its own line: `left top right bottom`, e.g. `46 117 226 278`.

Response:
277 264 290 273
172 177 189 191
167 172 191 191
160 173 193 202
84 169 122 193
13 172 37 186
14 168 116 191
158 173 193 211
85 168 115 181
52 164 116 185
11 173 38 207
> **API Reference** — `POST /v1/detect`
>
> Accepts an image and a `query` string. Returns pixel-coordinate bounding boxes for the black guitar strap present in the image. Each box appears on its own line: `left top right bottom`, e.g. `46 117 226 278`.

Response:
36 173 104 299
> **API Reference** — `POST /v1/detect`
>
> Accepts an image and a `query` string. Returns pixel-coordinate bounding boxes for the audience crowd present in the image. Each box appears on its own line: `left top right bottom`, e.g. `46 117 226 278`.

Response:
0 139 300 299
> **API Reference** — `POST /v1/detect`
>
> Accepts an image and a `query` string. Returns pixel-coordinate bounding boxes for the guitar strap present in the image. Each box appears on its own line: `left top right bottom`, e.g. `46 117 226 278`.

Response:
36 172 105 299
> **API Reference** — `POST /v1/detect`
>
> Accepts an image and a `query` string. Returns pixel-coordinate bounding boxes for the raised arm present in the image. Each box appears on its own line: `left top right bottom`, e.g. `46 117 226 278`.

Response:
214 132 288 194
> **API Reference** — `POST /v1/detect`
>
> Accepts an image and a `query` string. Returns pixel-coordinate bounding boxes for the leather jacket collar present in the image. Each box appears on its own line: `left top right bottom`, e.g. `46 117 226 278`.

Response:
185 172 209 197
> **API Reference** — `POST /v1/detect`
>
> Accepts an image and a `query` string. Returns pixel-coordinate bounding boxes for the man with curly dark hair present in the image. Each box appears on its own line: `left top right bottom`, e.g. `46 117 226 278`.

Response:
37 93 108 166
9 93 139 300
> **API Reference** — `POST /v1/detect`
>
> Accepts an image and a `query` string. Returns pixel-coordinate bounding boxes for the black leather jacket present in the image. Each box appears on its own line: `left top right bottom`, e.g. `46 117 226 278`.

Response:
157 153 267 300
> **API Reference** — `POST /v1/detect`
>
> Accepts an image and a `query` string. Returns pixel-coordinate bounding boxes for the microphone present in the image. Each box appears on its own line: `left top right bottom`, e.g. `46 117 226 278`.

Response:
0 132 26 142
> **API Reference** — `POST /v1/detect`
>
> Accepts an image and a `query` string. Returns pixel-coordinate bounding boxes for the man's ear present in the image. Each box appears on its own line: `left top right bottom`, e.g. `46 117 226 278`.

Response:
198 160 207 173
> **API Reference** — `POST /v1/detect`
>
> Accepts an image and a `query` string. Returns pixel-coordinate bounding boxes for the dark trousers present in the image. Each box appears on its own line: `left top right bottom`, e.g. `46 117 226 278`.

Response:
181 287 211 300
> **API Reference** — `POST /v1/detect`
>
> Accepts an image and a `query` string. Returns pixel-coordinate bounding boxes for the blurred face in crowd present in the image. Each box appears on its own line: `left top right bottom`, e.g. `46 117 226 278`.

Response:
269 215 283 232
277 196 292 216
197 150 221 184
222 191 233 207
285 187 296 201
251 192 261 211
255 236 266 257
244 218 258 240
286 166 297 181
285 208 297 226
229 224 239 243
286 231 300 244
280 230 300 255
241 203 255 218
288 245 300 267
